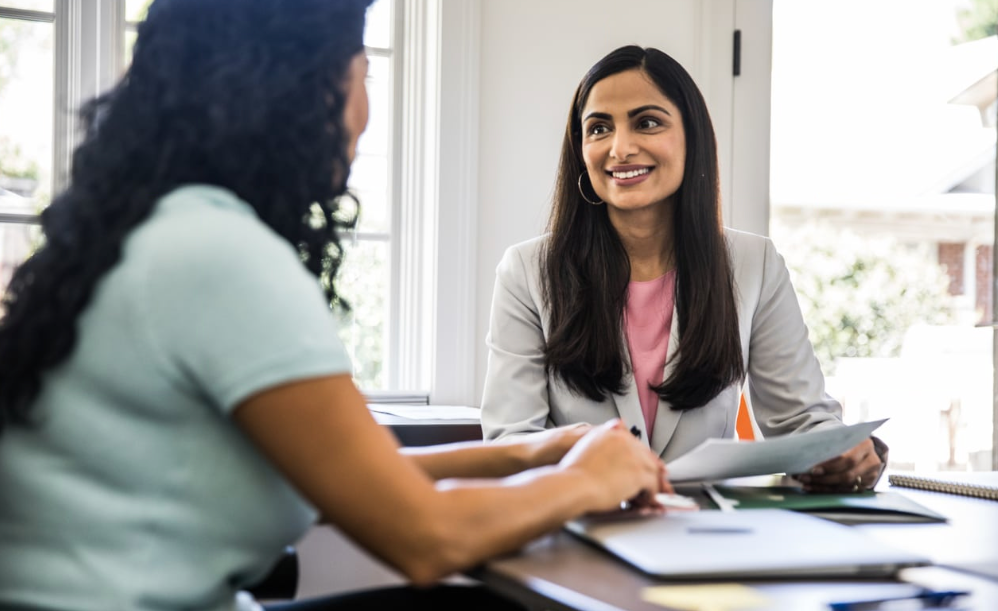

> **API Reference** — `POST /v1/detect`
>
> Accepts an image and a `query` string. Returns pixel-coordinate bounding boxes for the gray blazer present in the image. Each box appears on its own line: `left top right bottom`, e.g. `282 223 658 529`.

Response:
480 229 843 462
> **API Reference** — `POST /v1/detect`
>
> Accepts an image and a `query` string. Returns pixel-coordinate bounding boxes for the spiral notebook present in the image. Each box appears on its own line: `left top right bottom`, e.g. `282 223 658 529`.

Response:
888 471 998 501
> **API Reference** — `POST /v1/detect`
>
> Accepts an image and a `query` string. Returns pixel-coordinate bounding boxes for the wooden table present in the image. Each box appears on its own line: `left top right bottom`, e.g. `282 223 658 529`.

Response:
474 482 998 610
369 406 482 447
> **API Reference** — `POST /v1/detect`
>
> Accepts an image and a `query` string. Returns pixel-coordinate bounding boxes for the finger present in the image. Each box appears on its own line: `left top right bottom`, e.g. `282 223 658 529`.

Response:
812 446 871 475
810 455 852 475
813 468 862 487
603 418 624 431
628 489 663 510
803 471 865 492
802 482 857 493
658 463 674 494
808 468 872 493
857 454 884 484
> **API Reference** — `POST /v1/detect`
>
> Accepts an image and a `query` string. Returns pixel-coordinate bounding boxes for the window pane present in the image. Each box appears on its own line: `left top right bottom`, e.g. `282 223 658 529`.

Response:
125 0 153 23
351 186 388 235
0 1 53 11
771 0 996 471
0 218 40 299
0 17 53 208
335 239 390 391
364 0 392 50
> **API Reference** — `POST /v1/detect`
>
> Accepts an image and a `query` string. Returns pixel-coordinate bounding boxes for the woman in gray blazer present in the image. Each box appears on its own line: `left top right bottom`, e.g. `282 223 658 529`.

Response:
480 45 886 493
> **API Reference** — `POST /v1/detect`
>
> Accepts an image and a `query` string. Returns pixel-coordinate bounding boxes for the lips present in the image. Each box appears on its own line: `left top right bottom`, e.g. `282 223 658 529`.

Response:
606 165 654 184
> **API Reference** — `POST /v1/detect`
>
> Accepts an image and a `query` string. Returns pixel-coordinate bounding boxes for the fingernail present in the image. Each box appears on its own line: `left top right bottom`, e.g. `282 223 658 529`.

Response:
810 467 824 475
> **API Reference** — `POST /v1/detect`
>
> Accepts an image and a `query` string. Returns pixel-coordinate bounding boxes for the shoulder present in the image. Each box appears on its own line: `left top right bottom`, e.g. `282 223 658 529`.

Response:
495 234 548 277
723 227 783 275
145 184 291 254
490 234 550 310
500 234 547 263
723 227 775 257
130 184 303 283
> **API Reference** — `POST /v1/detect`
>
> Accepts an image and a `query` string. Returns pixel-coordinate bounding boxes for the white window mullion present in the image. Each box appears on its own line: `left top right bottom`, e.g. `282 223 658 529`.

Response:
430 0 480 405
384 0 406 393
53 0 123 194
52 0 81 194
394 0 436 394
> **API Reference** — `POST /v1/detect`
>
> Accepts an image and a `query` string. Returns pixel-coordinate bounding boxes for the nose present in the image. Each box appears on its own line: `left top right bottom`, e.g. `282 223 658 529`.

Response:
609 127 637 161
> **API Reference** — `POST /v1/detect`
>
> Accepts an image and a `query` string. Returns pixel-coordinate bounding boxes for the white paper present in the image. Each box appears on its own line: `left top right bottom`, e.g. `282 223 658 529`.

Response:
665 419 887 483
368 404 481 420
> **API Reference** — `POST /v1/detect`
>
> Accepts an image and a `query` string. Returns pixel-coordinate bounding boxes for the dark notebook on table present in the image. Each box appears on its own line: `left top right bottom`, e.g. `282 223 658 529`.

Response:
712 485 948 524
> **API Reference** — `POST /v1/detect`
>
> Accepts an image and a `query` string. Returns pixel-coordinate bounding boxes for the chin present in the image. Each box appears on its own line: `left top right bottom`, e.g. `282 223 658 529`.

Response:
610 198 665 211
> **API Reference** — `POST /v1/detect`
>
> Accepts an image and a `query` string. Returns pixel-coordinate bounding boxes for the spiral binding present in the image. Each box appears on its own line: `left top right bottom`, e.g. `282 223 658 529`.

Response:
888 473 998 501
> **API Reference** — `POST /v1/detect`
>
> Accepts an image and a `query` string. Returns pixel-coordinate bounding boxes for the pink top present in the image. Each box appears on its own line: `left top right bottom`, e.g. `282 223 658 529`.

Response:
624 270 676 437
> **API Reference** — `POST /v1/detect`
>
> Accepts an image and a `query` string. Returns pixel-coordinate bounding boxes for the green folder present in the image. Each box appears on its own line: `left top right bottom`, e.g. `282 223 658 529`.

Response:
711 485 947 524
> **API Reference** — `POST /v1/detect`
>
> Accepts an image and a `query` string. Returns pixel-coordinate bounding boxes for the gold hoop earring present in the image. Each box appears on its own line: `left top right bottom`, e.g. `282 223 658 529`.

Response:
577 171 603 205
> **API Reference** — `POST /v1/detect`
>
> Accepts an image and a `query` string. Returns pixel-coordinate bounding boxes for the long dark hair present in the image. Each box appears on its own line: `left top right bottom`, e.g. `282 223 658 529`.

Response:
541 45 744 410
0 0 373 436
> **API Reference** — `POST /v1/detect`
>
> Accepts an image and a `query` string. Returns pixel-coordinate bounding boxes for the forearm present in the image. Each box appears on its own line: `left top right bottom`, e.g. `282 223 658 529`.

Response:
402 425 588 480
402 442 531 480
421 466 599 577
235 376 647 586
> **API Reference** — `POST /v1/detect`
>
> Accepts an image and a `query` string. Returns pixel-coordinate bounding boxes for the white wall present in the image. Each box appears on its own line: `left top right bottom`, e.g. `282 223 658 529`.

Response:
469 0 771 402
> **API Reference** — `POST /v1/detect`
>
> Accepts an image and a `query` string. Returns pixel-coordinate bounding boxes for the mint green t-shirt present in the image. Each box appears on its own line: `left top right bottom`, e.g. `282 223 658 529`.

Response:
0 185 353 611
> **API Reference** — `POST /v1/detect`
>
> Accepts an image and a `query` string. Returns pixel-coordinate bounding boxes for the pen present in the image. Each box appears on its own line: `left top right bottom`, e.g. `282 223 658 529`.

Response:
702 483 737 512
827 589 969 611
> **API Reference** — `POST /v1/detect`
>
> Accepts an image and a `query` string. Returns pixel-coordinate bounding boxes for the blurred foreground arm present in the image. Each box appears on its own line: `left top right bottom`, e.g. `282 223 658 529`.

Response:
234 375 665 586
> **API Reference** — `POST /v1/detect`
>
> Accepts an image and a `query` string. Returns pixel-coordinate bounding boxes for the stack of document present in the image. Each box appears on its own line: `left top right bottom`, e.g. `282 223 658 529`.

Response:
665 419 887 482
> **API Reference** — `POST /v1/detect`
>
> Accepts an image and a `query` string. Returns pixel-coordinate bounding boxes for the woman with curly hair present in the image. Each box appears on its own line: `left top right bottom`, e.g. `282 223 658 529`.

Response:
0 2 669 610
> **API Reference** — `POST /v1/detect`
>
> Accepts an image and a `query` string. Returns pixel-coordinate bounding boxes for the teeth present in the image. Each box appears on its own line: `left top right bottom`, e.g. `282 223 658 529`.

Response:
612 168 650 179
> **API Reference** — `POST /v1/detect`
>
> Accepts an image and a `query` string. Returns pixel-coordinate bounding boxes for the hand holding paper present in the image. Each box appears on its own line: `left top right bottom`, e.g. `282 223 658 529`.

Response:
665 419 887 483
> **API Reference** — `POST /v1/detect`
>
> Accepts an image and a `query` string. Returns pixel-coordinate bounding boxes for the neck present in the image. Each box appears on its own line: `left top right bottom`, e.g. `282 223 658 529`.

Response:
608 202 675 282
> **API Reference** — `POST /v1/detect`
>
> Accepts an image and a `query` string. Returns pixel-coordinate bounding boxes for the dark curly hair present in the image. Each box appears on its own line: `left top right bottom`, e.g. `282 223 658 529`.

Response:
542 45 745 410
0 0 374 436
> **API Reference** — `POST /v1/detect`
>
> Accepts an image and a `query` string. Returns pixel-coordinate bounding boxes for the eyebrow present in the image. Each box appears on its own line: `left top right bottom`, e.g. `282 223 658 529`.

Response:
582 105 672 123
627 104 671 118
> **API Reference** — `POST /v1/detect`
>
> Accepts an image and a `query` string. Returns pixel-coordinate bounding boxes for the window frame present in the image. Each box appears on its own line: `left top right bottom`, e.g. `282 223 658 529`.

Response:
0 1 122 217
395 0 482 405
1 1 461 402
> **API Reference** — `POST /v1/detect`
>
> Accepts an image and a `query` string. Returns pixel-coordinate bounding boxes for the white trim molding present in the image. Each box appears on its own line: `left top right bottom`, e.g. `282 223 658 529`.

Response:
393 0 481 405
430 0 480 405
728 0 773 236
393 0 436 393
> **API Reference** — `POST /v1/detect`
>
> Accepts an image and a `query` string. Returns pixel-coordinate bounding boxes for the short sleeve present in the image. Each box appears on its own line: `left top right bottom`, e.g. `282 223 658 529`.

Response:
130 191 353 414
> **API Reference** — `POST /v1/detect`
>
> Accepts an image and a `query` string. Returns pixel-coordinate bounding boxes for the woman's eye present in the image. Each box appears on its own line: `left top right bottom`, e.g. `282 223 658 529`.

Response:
637 117 661 130
587 124 609 136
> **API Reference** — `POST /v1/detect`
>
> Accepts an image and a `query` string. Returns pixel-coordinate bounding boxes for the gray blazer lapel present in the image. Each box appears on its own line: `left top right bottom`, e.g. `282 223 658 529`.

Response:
650 305 682 456
610 345 650 444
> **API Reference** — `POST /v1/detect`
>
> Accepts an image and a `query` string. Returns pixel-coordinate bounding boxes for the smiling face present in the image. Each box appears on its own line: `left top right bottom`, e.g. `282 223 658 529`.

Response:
579 68 686 215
